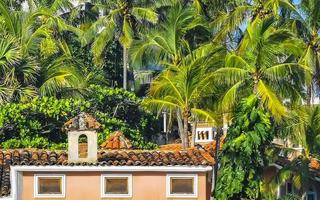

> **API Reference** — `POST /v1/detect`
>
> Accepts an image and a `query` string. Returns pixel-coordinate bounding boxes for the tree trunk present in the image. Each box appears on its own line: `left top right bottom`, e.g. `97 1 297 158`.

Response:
123 46 128 90
176 109 184 142
182 114 189 150
212 127 223 197
253 79 258 95
191 121 197 148
307 86 312 105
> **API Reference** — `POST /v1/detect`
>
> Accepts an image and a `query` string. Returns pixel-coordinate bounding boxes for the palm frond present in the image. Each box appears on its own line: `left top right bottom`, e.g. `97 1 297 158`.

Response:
91 19 116 64
213 67 248 85
119 17 134 48
257 80 287 121
132 7 158 24
222 81 244 111
0 0 16 34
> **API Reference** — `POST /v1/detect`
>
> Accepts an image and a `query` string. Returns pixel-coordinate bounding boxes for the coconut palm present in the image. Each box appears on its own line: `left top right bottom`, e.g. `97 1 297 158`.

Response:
279 105 320 158
83 0 158 90
290 0 320 104
213 17 308 121
262 105 320 197
0 0 86 100
0 35 37 103
130 2 208 68
211 0 296 43
144 41 225 149
145 66 208 149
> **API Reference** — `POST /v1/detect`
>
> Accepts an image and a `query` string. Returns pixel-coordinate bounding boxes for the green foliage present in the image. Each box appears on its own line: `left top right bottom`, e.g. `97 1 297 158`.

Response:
279 194 301 200
0 86 159 149
0 97 89 148
214 95 275 199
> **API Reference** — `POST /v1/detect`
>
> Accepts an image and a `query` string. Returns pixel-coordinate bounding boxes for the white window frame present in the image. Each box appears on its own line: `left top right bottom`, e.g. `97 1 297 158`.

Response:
195 127 214 142
166 174 198 198
34 174 66 198
101 174 132 198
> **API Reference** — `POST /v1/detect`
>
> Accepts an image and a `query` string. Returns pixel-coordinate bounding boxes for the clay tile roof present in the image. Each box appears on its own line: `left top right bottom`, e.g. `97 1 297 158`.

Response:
159 144 183 151
100 131 133 150
158 138 225 157
310 158 320 170
63 113 101 132
0 148 214 197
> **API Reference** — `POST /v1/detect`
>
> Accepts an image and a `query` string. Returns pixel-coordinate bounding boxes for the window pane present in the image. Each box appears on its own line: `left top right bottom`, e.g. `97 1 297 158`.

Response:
170 177 194 194
38 177 62 194
287 182 293 193
307 194 315 200
105 178 128 194
205 131 209 140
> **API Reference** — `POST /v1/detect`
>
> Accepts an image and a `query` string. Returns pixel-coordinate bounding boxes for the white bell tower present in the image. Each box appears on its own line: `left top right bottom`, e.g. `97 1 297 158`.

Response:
63 113 101 163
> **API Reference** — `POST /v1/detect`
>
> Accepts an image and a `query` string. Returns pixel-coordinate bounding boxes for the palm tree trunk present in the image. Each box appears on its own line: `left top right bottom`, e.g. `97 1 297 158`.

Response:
183 114 189 150
182 109 190 150
212 127 223 197
307 86 312 105
176 109 184 142
123 46 128 90
191 121 197 148
253 78 258 95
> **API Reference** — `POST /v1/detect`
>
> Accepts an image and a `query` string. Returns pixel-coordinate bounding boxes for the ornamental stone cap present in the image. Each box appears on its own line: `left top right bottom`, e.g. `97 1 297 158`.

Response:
63 112 101 132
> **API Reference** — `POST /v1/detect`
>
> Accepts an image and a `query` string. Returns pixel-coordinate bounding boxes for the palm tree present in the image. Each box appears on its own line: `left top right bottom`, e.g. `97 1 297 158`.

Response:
0 35 37 103
211 0 296 43
132 3 224 149
144 58 221 149
0 0 86 100
83 0 158 90
290 0 320 104
262 105 320 197
130 2 208 68
279 105 320 159
213 17 308 121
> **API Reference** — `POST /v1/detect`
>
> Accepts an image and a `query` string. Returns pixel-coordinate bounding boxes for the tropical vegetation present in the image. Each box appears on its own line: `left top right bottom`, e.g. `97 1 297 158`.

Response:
1 0 320 198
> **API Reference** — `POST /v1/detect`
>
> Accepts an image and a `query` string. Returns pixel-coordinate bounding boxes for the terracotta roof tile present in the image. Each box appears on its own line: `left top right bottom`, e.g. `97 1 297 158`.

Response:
0 148 214 197
310 158 320 170
63 113 101 132
159 144 182 151
100 131 132 150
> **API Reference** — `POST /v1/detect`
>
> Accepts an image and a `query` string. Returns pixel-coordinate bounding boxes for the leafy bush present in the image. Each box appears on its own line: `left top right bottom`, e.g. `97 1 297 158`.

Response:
0 86 159 149
214 95 275 199
88 85 160 139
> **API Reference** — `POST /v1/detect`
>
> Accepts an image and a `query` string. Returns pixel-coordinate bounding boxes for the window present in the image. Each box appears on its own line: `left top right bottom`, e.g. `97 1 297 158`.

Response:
78 134 88 158
195 128 214 142
34 174 65 198
307 193 316 200
286 182 293 194
101 174 132 198
166 174 198 198
306 186 317 200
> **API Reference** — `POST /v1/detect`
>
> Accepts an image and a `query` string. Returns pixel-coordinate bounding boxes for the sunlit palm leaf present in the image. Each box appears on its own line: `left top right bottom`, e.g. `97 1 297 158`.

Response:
257 80 287 121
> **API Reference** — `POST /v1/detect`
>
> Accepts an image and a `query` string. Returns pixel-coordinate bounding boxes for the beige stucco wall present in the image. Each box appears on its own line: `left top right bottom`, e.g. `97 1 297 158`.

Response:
22 171 210 200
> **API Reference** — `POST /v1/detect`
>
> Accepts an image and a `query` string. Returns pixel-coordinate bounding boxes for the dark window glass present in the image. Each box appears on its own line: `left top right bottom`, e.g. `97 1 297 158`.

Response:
205 131 209 140
170 177 194 194
287 182 293 193
38 177 62 194
105 177 128 194
307 193 315 200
